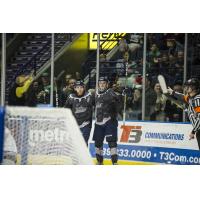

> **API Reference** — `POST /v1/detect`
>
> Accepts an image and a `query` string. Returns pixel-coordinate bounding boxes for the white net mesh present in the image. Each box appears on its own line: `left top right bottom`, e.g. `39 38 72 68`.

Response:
4 106 93 165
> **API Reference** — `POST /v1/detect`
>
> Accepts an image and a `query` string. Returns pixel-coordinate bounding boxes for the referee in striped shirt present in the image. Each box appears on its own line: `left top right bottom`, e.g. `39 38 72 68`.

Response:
167 78 200 149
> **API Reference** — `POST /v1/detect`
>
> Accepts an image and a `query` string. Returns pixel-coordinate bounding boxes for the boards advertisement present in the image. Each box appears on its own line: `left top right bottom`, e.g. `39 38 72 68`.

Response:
89 121 200 165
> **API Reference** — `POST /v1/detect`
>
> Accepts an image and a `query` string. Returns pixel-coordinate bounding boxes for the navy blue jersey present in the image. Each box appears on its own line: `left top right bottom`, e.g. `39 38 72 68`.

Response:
65 92 95 127
95 88 122 125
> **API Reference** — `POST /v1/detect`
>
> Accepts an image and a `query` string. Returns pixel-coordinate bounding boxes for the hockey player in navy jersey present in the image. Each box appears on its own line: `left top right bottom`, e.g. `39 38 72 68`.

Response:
93 77 123 165
65 80 94 146
167 78 200 149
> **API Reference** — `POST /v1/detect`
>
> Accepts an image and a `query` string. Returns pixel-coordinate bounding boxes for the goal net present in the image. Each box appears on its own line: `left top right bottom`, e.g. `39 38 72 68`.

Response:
3 106 93 165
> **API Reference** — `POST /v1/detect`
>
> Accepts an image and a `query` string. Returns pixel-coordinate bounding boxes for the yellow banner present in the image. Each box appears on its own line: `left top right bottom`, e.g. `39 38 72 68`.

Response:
89 33 126 50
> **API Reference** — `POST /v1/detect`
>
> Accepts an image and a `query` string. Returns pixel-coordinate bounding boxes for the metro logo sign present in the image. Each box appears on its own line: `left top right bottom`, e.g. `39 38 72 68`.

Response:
89 33 126 50
120 125 142 143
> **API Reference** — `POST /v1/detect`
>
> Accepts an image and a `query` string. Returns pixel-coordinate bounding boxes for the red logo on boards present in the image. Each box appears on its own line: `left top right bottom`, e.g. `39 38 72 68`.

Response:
120 125 142 143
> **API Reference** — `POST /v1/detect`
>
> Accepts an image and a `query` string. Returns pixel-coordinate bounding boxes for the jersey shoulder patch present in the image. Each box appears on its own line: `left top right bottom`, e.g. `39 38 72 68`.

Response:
194 94 200 100
194 106 200 113
183 95 189 103
69 94 75 99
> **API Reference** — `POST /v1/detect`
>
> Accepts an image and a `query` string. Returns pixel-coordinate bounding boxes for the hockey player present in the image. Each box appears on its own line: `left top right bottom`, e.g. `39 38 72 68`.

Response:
167 78 200 149
93 76 122 165
65 80 94 146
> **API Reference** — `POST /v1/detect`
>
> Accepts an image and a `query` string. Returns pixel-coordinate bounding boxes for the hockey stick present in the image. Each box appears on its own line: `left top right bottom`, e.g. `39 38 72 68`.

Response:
53 71 65 107
54 78 59 107
157 75 185 110
158 75 168 94
123 61 129 126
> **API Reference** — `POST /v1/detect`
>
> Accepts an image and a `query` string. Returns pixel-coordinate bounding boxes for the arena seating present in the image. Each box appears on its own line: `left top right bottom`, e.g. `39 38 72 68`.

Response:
5 33 76 102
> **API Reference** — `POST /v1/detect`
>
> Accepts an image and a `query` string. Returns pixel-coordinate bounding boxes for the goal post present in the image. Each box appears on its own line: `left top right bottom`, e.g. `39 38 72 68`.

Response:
2 106 93 165
0 107 5 164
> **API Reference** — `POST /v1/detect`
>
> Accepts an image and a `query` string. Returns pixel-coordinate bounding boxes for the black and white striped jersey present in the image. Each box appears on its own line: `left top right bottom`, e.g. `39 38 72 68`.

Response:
185 94 200 132
173 92 200 132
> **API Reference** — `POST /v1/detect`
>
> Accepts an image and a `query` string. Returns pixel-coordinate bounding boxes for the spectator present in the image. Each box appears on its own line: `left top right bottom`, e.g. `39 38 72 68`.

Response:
148 43 161 65
62 74 72 89
131 88 142 120
118 38 129 54
165 82 183 122
174 51 184 83
26 81 41 107
37 73 62 107
143 75 157 120
175 50 184 67
161 54 169 67
61 78 76 106
167 38 179 56
37 73 51 105
115 51 129 76
128 34 142 59
169 54 177 66
99 54 111 77
63 78 76 95
154 34 168 50
160 53 169 75
8 74 34 106
166 54 177 84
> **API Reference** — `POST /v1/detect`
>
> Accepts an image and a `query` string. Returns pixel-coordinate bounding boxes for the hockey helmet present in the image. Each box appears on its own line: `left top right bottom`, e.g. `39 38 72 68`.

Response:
184 78 200 91
98 76 109 83
74 80 85 87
